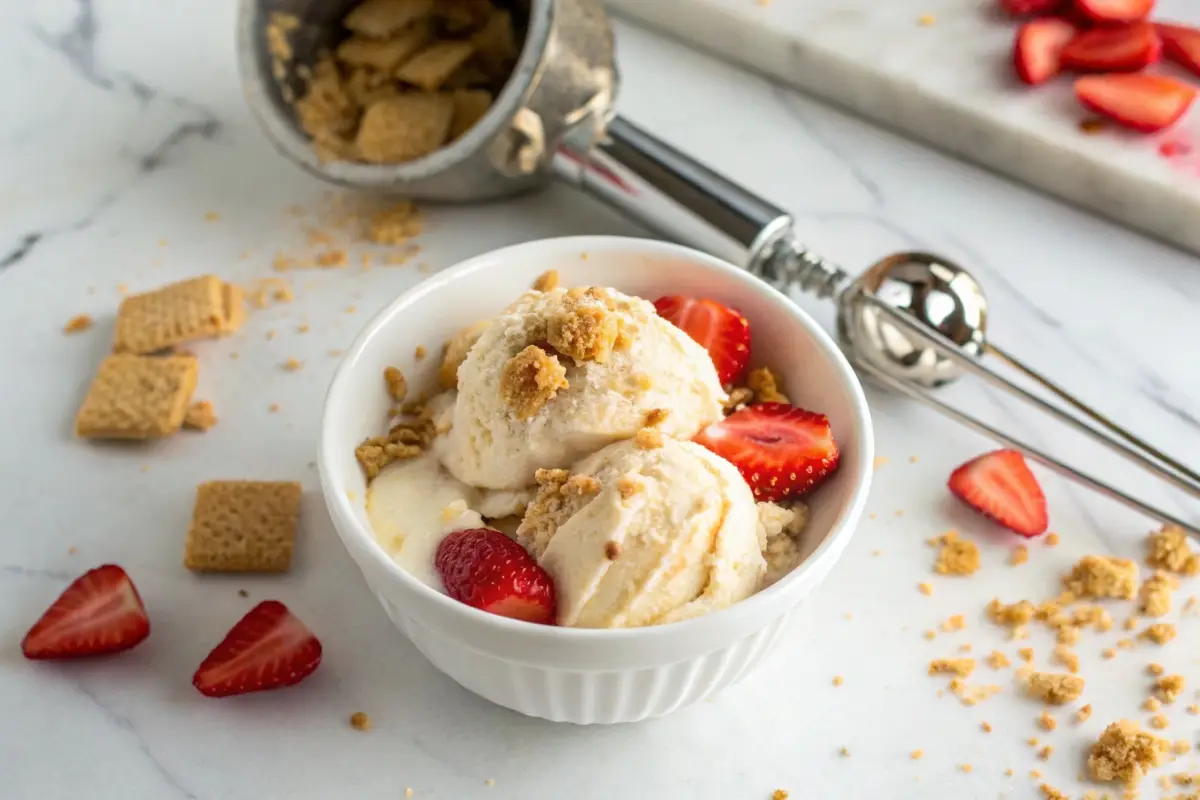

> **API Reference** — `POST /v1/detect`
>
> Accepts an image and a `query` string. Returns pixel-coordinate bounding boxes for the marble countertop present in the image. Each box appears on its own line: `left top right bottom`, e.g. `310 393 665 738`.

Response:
2 2 1199 799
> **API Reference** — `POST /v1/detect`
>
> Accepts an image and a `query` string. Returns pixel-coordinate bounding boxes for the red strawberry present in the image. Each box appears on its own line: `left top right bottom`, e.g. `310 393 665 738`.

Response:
1157 23 1200 77
193 601 322 698
693 402 839 501
1000 0 1068 15
1014 17 1080 85
1073 0 1155 24
435 529 557 624
1061 22 1161 72
653 295 751 385
1074 73 1197 131
22 564 150 660
947 449 1049 538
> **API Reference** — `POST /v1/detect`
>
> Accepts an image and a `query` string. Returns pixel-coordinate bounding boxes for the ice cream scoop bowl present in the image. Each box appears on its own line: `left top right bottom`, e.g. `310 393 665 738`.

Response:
318 236 874 724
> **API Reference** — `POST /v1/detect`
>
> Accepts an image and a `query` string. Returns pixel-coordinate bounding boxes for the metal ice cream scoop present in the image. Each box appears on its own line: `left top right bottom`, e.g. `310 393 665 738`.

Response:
237 0 1200 534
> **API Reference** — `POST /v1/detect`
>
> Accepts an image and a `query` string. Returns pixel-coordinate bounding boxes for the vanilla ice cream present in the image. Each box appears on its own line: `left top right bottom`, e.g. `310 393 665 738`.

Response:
440 287 727 491
517 438 767 628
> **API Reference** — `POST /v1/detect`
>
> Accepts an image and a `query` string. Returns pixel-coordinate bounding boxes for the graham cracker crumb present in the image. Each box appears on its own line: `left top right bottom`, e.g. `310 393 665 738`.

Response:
414 346 427 360
634 427 663 450
981 721 992 733
929 658 975 677
617 475 643 499
1078 704 1093 723
1102 648 1117 659
439 320 490 389
499 345 568 420
1040 784 1067 800
840 747 850 758
516 469 601 559
269 404 281 413
1147 524 1200 576
532 270 559 292
772 792 788 800
723 386 754 414
1053 645 1080 674
1189 705 1200 715
746 366 788 404
1150 714 1170 730
1140 571 1174 617
1064 556 1139 600
959 764 972 773
282 358 304 372
1173 740 1191 755
918 582 933 596
1038 744 1054 760
644 408 670 428
1140 623 1176 645
1027 672 1085 704
604 541 620 561
987 650 1011 669
1148 663 1165 676
1046 532 1060 547
1039 711 1058 731
63 314 94 334
384 366 408 403
1155 675 1186 703
184 481 303 573
941 614 967 632
1088 720 1169 785
923 630 936 640
184 400 218 431
349 711 372 731
1019 647 1035 663
547 294 619 364
75 354 198 439
832 675 844 687
1143 697 1161 712
354 418 430 479
1011 545 1030 566
368 201 423 245
911 750 923 760
989 598 1035 627
934 531 980 576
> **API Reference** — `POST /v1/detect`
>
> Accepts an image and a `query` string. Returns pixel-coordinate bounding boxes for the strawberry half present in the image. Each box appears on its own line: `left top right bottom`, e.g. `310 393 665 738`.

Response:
21 564 150 660
435 528 557 624
1157 23 1200 78
1075 73 1197 132
947 449 1049 538
1000 0 1068 15
193 601 322 698
653 295 751 385
1061 22 1161 72
693 402 840 501
1014 17 1080 85
1073 0 1155 24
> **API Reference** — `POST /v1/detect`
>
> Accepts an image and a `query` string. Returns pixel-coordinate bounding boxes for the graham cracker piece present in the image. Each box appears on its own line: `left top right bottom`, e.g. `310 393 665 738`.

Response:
113 275 228 354
500 345 568 420
395 41 476 92
343 0 434 38
336 22 432 72
220 282 245 334
75 354 198 439
355 93 454 163
184 400 218 431
184 481 303 573
448 88 492 140
295 57 359 162
470 8 518 77
438 0 493 33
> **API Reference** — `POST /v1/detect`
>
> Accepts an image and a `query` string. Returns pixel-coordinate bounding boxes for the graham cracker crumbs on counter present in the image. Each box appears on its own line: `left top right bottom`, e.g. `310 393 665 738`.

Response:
1147 523 1200 575
405 789 413 798
1140 571 1174 616
918 13 936 25
500 345 568 420
203 212 221 222
1143 697 1161 712
1038 744 1054 761
1040 784 1067 800
923 630 936 641
918 582 933 596
987 650 1011 669
1078 704 1093 723
68 546 78 555
1011 545 1030 566
981 721 992 733
959 764 972 773
1045 532 1060 546
772 791 788 800
1063 555 1139 600
1088 720 1170 786
1150 714 1170 729
1027 672 1085 704
929 658 975 677
1124 616 1140 631
1102 647 1117 660
282 358 304 372
1141 623 1176 645
840 747 850 758
1189 704 1200 715
1018 647 1035 663
988 598 1035 627
941 614 967 632
1156 675 1186 703
1053 645 1080 674
910 750 923 760
532 269 559 292
268 404 281 413
832 675 844 687
345 306 357 314
1039 711 1058 731
184 401 218 431
1027 737 1040 747
634 427 663 450
63 314 94 334
383 366 407 403
933 531 980 576
1147 663 1165 676
414 345 427 360
873 456 889 470
349 711 371 731
958 643 973 653
1173 740 1192 755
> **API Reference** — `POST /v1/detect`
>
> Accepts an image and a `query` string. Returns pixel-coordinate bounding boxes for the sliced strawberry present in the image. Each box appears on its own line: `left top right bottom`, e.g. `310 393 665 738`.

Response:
1000 0 1068 15
1075 73 1197 132
1157 23 1200 77
947 449 1048 538
1061 22 1161 72
693 402 839 501
435 529 557 624
193 601 322 698
1073 0 1155 24
1015 18 1080 85
22 564 150 660
653 295 751 385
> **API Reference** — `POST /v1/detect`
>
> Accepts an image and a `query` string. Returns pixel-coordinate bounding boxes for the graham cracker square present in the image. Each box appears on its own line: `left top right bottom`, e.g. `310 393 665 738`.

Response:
114 275 235 354
470 9 518 78
344 0 433 38
355 93 454 163
449 88 492 140
336 22 432 72
184 481 303 573
395 40 476 92
75 354 198 439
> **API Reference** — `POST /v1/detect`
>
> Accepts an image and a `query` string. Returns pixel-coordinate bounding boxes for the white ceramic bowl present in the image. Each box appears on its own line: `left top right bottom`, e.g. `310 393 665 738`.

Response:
319 236 873 724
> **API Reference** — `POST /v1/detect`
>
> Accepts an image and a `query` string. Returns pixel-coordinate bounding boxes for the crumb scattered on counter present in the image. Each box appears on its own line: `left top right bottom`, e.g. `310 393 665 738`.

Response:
63 314 94 334
1039 711 1057 731
1150 713 1170 730
987 650 1011 669
1155 675 1185 704
1088 720 1169 786
1010 545 1029 566
1077 704 1092 723
1140 623 1176 645
1147 524 1199 575
1140 571 1174 617
934 531 979 576
771 791 788 800
349 711 371 731
184 400 218 431
414 345 427 360
1063 555 1138 600
832 675 844 687
1027 672 1084 705
918 582 933 596
929 658 975 677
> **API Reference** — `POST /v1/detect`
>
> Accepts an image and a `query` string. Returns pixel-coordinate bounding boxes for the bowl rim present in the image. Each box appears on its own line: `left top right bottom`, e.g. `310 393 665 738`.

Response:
319 235 874 644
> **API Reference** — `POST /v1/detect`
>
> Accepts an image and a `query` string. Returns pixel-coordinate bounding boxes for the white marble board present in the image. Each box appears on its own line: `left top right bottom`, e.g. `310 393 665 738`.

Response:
609 0 1200 257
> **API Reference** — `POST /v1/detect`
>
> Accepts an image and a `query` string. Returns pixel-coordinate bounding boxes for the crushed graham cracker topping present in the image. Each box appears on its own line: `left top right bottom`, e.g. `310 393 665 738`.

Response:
934 531 980 576
644 408 670 428
634 427 663 450
1063 555 1139 600
1088 720 1170 786
383 366 408 403
532 269 559 292
499 345 568 420
354 413 434 479
1026 672 1085 705
1147 523 1200 576
929 658 976 677
516 468 601 559
1156 674 1186 703
439 319 490 389
1141 622 1176 645
546 288 622 365
1140 570 1174 617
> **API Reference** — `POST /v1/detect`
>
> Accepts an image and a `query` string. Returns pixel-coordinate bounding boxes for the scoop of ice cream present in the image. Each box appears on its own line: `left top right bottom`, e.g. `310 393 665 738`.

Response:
516 437 766 628
440 286 726 490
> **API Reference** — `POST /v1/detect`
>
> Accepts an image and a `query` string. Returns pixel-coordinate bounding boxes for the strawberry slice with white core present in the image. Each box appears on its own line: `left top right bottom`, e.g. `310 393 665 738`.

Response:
21 564 150 660
436 528 557 624
193 601 322 698
653 295 751 386
1075 74 1197 132
1061 22 1162 72
1000 0 1067 15
1014 17 1080 85
947 449 1049 538
1073 0 1155 24
693 402 840 502
1157 23 1200 77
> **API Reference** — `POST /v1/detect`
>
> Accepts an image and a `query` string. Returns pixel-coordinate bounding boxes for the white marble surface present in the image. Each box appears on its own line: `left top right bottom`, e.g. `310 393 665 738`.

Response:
610 0 1200 257
2 2 1200 798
